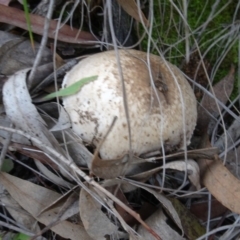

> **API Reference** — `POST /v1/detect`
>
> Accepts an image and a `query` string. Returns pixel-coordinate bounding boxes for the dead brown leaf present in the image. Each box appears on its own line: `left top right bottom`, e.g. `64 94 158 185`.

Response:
198 134 240 215
106 185 136 226
91 153 130 179
190 198 228 222
0 180 42 234
215 118 240 152
223 144 240 178
197 65 235 132
35 190 80 238
129 159 200 190
38 186 79 217
193 63 240 216
138 185 183 235
198 156 240 215
117 0 149 27
168 197 206 239
79 185 119 239
0 115 31 145
102 178 137 193
10 142 58 169
0 172 92 240
136 209 184 240
0 124 161 240
91 152 154 179
200 65 235 115
0 31 52 75
0 4 96 44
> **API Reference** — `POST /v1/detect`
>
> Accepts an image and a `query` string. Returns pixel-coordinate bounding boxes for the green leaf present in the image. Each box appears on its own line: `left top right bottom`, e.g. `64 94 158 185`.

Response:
44 75 98 100
1 158 14 173
13 233 31 240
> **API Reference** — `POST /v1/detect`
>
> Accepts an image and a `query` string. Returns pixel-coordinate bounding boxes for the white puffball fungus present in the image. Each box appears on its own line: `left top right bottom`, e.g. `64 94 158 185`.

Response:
62 50 197 160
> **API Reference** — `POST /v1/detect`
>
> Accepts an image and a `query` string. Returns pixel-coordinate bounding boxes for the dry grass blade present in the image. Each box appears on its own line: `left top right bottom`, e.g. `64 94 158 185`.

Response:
153 147 219 161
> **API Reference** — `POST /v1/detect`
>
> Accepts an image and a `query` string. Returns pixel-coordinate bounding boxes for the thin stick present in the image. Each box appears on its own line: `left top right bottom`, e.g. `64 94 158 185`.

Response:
0 220 34 237
106 0 133 159
28 0 55 87
0 123 13 169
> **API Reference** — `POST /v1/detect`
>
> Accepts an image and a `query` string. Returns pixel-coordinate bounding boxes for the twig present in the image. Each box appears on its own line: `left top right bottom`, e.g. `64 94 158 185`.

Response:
0 220 34 237
0 123 13 169
28 0 55 87
106 0 133 159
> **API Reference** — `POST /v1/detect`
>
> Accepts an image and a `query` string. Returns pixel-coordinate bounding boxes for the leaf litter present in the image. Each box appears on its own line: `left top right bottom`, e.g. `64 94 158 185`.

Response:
0 172 91 240
0 1 240 240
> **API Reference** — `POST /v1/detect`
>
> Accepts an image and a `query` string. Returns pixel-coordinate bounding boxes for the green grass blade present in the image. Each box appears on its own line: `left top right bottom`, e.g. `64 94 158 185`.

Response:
23 0 34 50
44 75 98 100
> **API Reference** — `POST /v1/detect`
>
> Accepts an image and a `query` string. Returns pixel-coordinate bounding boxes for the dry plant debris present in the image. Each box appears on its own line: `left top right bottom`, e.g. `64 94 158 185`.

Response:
0 0 239 240
0 4 97 45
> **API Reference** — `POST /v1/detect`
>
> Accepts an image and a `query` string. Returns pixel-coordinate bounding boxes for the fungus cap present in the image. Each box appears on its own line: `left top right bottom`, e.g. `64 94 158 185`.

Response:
62 50 197 160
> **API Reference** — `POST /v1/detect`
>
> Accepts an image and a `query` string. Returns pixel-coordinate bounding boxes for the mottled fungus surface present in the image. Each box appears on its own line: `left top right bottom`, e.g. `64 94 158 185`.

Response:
62 50 197 160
